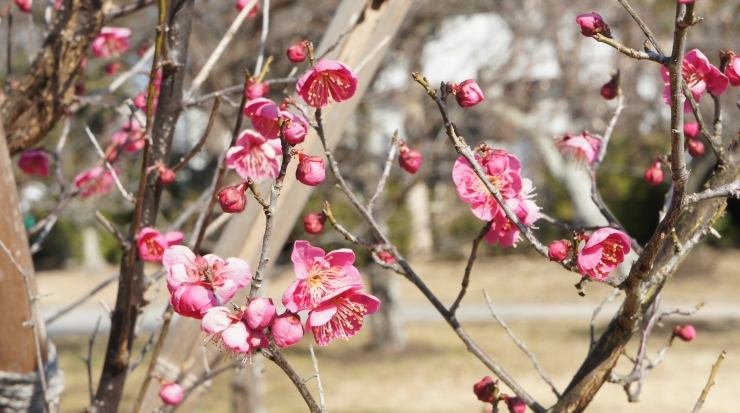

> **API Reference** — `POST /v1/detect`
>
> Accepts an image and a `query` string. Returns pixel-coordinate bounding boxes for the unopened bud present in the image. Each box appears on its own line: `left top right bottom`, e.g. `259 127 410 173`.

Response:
217 182 248 213
688 140 705 158
673 325 696 341
506 396 527 413
683 122 700 140
286 43 307 63
303 212 326 235
600 71 620 100
576 12 611 38
158 382 183 406
643 161 664 186
473 376 496 404
398 143 423 174
245 80 270 100
454 79 485 108
296 153 325 186
548 240 571 262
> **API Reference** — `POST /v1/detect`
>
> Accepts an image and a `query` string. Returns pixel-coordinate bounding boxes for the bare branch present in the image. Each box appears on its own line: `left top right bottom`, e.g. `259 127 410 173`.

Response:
367 131 398 212
691 350 727 413
617 0 666 55
95 211 129 248
308 345 326 413
590 289 620 352
450 220 492 315
183 77 297 107
683 181 740 207
84 126 135 202
83 316 103 407
594 34 667 64
171 96 221 174
266 343 321 413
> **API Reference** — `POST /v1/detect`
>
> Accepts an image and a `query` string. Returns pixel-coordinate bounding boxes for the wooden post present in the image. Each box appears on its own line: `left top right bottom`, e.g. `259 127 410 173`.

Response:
136 0 415 410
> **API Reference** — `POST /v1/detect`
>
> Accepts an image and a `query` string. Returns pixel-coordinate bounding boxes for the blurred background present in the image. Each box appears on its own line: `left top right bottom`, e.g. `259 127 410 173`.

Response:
4 0 740 411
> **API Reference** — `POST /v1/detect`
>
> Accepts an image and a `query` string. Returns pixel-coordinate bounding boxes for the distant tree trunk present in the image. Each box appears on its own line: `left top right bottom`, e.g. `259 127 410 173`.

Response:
0 101 64 412
231 360 265 413
367 265 405 352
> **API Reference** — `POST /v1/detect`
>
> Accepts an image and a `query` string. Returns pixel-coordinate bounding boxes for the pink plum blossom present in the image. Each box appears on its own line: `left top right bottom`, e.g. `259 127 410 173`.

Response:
576 228 631 281
306 287 380 346
683 122 700 139
137 227 184 262
225 130 282 183
673 324 696 341
243 99 306 140
201 307 267 358
164 246 252 318
283 116 308 146
272 312 304 347
296 60 358 108
218 182 248 213
245 298 277 331
296 153 325 186
303 212 327 235
18 150 50 177
483 183 539 248
74 167 118 198
14 0 31 13
661 49 728 113
505 396 527 413
451 151 523 221
473 376 496 404
688 139 705 157
245 80 269 100
158 382 183 406
110 120 145 155
548 240 571 262
235 0 259 15
644 161 664 186
91 27 132 58
282 240 363 312
554 132 601 165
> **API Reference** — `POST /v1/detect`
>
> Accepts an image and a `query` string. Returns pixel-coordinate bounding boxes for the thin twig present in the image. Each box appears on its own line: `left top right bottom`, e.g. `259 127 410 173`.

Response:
266 343 321 413
183 77 297 107
128 329 156 374
617 0 665 55
171 97 221 173
367 131 398 212
95 211 129 248
0 240 50 413
691 350 727 413
308 345 326 413
174 361 242 409
45 273 119 325
132 307 173 413
590 289 620 352
483 289 560 398
83 316 103 406
450 220 492 315
186 0 260 97
253 0 270 76
538 213 603 233
593 34 667 64
84 126 135 202
682 180 740 207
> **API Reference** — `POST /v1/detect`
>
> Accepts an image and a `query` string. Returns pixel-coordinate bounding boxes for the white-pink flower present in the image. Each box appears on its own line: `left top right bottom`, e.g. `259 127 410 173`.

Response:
451 151 523 221
282 240 363 313
91 27 132 58
306 287 380 346
554 132 601 165
201 306 267 358
225 130 282 183
164 246 252 319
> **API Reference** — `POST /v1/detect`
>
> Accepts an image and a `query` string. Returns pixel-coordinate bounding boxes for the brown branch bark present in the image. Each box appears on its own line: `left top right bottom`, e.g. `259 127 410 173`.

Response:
1 0 105 155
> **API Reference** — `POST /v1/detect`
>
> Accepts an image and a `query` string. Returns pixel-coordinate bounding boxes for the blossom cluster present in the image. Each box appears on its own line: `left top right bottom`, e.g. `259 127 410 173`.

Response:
452 148 539 247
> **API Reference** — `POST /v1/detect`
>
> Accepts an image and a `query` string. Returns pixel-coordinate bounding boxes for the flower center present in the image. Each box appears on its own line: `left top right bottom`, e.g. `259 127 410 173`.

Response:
306 259 345 305
315 297 367 342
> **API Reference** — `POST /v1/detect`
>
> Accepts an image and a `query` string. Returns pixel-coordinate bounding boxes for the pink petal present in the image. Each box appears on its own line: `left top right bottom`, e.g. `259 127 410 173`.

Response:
201 307 233 334
164 231 184 246
306 304 338 329
221 322 248 350
291 240 326 280
163 245 196 271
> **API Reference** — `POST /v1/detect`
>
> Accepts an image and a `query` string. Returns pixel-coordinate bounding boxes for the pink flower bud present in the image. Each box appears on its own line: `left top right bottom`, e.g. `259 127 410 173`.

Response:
473 376 496 404
726 55 740 87
218 182 248 213
283 117 308 146
158 165 176 185
576 12 611 38
245 80 270 100
454 79 484 108
548 240 570 262
399 144 423 174
678 0 695 3
506 396 527 413
286 43 307 63
158 382 184 406
235 0 259 15
75 83 86 96
296 153 325 186
688 140 705 157
18 150 50 177
14 0 31 13
683 122 700 139
644 162 664 186
245 298 277 330
272 312 304 348
673 324 696 341
105 62 121 75
600 74 619 100
377 251 395 264
303 212 326 235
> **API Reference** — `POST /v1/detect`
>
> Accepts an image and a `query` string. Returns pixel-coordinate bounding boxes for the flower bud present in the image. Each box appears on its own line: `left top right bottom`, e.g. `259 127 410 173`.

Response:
105 62 121 75
283 118 308 146
303 212 326 235
673 324 696 341
548 240 570 262
506 396 527 413
217 182 248 213
75 83 86 96
157 163 176 185
454 79 484 108
472 376 496 404
688 140 705 158
286 43 307 63
296 153 325 186
684 122 700 140
159 382 184 406
399 144 423 174
377 251 395 264
726 55 740 87
18 150 50 177
245 80 270 100
272 312 304 348
14 0 31 13
644 161 664 186
600 72 619 100
245 298 277 331
576 12 611 38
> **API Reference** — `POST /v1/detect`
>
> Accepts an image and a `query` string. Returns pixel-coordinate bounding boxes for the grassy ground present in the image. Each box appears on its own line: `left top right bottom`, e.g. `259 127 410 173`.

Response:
46 247 740 412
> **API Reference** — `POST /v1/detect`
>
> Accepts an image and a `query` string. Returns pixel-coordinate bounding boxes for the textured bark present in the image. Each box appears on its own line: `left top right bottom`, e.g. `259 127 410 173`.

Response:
92 0 195 410
1 0 104 155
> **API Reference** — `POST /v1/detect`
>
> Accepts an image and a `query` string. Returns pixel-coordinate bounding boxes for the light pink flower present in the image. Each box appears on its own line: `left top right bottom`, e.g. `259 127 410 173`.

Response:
91 27 132 58
18 150 50 177
74 167 118 198
225 130 282 183
296 60 358 108
110 120 146 155
272 312 304 348
245 298 277 331
306 288 380 346
201 307 267 358
726 55 740 87
282 240 363 312
164 246 252 319
296 153 325 186
137 227 184 262
575 12 611 38
451 152 523 221
554 132 601 165
158 382 183 406
661 49 728 113
576 228 631 280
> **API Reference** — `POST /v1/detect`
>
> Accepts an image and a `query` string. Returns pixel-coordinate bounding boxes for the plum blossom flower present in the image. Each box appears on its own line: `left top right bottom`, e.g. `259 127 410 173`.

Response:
201 306 267 358
282 240 363 312
473 376 496 404
91 27 132 58
243 99 308 140
576 228 631 280
451 151 523 221
505 396 527 413
164 246 251 318
306 287 380 346
137 227 184 262
483 180 539 248
296 153 325 186
225 130 282 183
74 167 118 198
14 0 31 13
245 298 277 331
554 132 601 165
245 79 269 100
296 60 358 108
683 122 700 139
272 312 304 348
18 150 50 177
235 0 259 15
661 49 728 113
303 212 326 235
110 120 145 156
688 140 705 157
158 382 183 406
283 117 308 146
548 240 571 262
673 324 696 341
575 12 611 38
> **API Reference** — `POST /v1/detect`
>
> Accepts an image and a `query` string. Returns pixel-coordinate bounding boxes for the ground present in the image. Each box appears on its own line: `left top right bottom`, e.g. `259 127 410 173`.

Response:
38 246 740 412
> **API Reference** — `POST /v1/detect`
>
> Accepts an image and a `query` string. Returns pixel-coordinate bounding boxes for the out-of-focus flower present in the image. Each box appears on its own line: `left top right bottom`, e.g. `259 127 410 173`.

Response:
473 376 496 404
110 120 146 157
14 0 32 13
296 153 325 186
158 382 183 406
678 0 696 4
576 228 631 281
554 132 601 165
306 287 380 346
644 162 664 186
272 312 304 348
225 130 282 183
157 163 176 185
245 79 270 100
91 27 132 58
18 150 50 177
296 60 358 108
377 251 395 264
235 0 259 16
399 143 423 174
217 182 248 213
661 49 728 113
287 42 307 63
683 122 700 139
673 324 696 341
576 12 611 38
600 73 620 100
548 240 571 262
74 167 118 198
505 396 527 413
137 227 184 263
201 307 267 358
726 55 740 87
688 140 705 157
105 62 121 75
303 212 326 235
